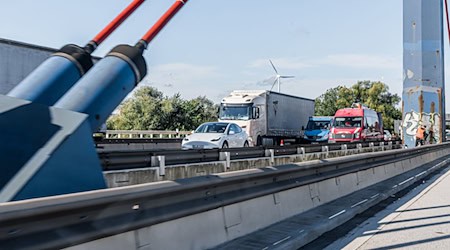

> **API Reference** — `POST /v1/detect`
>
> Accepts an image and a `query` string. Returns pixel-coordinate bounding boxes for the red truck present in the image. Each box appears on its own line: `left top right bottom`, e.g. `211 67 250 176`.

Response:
329 104 383 143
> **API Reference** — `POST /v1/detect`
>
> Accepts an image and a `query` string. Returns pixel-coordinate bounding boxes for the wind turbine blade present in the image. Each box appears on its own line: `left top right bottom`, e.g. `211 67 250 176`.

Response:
280 75 295 78
270 77 278 91
269 59 279 74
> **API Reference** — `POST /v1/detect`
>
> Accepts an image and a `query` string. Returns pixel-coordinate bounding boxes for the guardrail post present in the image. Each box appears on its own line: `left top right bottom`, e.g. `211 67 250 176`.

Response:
341 144 348 155
369 142 375 152
388 141 393 150
297 147 305 160
321 145 329 158
219 152 231 170
158 156 166 176
357 143 363 153
380 141 385 151
265 149 275 165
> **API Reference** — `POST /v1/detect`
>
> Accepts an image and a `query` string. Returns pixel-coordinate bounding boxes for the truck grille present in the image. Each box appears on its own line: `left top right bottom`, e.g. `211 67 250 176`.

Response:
336 133 353 139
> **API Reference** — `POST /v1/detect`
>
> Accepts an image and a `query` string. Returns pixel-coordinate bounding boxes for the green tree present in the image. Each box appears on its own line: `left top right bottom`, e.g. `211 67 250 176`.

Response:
184 96 219 128
106 86 218 131
315 85 353 116
315 81 402 131
107 86 164 130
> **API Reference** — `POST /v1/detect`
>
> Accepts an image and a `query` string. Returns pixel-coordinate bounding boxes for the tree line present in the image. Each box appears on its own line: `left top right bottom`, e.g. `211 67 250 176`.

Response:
107 81 402 131
107 86 218 131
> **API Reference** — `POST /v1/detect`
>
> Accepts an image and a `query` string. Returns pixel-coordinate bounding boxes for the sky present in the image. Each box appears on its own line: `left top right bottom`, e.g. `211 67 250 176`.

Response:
0 0 449 108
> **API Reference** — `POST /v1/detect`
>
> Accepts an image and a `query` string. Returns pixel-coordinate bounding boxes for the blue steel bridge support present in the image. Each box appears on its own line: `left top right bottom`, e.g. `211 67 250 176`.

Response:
0 0 188 202
402 0 446 148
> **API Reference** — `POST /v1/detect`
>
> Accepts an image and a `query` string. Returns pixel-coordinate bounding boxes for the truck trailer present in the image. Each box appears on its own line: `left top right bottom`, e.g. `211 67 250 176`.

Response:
218 90 315 146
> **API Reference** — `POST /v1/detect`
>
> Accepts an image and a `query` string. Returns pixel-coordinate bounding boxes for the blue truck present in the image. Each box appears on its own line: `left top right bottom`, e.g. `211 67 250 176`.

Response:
304 116 333 143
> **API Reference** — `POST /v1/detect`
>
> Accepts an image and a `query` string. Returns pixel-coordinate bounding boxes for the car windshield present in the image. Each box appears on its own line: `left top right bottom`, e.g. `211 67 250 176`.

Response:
219 104 251 120
334 117 362 128
306 121 330 130
195 123 228 133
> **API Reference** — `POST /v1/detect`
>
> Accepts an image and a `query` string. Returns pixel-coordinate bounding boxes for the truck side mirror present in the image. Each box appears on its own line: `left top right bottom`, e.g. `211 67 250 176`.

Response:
252 107 260 119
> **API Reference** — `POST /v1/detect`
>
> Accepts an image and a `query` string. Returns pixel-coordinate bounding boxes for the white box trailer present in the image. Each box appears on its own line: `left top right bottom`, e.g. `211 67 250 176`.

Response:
219 90 314 146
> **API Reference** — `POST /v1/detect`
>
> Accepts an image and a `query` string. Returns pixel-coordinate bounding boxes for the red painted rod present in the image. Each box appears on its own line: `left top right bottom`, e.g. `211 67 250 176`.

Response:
445 0 450 45
86 0 145 52
136 0 189 49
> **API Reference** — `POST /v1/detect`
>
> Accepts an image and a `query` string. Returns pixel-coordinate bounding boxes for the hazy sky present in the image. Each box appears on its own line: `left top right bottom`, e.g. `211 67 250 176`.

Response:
0 0 448 107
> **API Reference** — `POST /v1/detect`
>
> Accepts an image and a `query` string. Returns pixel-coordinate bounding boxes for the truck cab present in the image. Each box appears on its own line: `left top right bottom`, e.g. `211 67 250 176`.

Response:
329 104 383 143
218 90 264 146
304 116 333 143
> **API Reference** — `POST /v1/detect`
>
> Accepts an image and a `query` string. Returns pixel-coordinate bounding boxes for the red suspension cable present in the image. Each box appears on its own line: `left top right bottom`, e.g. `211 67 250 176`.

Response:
445 0 450 44
86 0 145 52
136 0 189 49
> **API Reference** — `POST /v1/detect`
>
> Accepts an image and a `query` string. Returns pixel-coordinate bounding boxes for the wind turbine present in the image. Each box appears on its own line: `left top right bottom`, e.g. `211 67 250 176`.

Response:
269 59 295 92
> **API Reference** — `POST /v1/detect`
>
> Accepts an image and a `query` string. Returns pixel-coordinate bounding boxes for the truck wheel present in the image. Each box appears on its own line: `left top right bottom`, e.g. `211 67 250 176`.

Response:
243 141 249 147
256 136 262 146
222 141 229 148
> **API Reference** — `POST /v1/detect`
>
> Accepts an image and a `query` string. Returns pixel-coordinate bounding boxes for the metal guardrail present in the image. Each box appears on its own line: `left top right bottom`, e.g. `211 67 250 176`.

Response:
98 140 402 170
0 142 446 249
97 138 183 144
105 129 191 139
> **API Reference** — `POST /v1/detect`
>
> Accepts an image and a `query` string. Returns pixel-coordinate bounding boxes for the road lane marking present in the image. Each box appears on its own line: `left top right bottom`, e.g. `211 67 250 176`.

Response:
398 177 414 186
351 199 368 208
371 193 380 199
329 210 346 219
273 236 291 246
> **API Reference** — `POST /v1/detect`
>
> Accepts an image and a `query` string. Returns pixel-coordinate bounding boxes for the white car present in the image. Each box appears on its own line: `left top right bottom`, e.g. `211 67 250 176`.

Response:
182 122 249 149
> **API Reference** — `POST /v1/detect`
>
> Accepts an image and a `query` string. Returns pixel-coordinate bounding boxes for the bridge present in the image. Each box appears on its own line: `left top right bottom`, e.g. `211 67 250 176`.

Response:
1 0 450 249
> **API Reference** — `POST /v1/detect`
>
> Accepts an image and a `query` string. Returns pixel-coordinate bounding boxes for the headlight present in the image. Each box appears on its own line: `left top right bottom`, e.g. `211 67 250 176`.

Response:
323 134 329 139
211 137 221 142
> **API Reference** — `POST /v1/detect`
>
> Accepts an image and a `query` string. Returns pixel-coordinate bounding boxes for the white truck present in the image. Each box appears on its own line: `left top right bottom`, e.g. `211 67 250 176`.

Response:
218 90 315 146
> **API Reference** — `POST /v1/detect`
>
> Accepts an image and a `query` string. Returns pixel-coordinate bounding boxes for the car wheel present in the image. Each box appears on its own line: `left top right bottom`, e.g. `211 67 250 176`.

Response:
222 141 229 148
243 141 249 147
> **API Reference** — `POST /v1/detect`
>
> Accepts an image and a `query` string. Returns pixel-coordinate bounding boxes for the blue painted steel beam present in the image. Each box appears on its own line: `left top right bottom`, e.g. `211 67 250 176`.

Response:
402 0 445 147
7 45 92 105
0 95 106 202
54 45 147 131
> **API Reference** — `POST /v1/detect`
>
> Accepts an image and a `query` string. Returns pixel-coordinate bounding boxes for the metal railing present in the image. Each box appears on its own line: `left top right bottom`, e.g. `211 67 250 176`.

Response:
104 129 191 139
